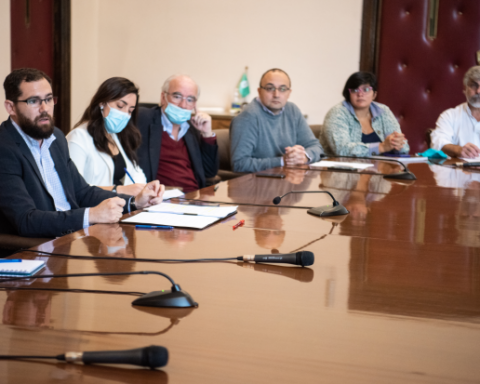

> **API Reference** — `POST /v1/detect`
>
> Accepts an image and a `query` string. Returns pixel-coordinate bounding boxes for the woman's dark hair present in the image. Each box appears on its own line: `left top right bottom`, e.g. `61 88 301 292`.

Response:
74 77 141 164
342 72 377 102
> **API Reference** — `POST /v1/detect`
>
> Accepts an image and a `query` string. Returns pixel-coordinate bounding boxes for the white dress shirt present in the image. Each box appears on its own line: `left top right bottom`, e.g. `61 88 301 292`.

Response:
431 102 480 151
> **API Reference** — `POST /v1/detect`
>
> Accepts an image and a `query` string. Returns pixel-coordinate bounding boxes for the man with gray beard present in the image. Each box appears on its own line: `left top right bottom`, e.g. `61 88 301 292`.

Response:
431 66 480 158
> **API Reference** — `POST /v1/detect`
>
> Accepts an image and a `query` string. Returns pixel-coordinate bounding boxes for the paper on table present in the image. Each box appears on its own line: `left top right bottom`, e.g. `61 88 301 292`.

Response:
372 156 429 163
460 156 480 162
162 189 185 200
146 203 237 218
122 212 218 229
310 160 374 170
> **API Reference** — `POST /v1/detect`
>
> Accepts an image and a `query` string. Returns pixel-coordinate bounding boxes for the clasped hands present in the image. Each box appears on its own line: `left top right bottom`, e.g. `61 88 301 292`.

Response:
89 180 165 224
283 145 309 166
379 132 406 153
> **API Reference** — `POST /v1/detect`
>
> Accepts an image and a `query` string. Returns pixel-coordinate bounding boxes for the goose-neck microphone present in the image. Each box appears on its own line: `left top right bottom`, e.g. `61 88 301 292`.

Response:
273 191 349 217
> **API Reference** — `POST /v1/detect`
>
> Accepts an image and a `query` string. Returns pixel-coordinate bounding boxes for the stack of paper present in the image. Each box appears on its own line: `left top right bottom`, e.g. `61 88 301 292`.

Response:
310 160 374 170
122 203 238 229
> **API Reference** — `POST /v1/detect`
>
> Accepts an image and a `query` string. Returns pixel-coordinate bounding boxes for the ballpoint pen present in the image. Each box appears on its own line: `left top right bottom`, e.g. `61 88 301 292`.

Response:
0 259 22 263
124 168 136 183
135 225 174 230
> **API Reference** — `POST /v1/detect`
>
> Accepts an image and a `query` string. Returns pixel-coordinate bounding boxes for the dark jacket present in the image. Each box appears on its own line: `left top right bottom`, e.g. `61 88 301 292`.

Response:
0 119 128 238
136 106 219 188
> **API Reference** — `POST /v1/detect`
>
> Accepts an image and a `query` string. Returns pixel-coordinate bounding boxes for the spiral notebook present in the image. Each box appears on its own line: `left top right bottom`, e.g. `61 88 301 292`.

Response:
0 260 46 277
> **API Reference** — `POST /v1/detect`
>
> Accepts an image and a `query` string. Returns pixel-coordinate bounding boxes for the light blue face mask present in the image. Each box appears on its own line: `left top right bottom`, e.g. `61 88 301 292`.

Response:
102 103 131 134
164 103 192 125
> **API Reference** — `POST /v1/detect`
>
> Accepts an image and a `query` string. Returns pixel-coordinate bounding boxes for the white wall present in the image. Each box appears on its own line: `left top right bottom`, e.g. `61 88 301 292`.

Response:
0 0 10 122
72 0 363 128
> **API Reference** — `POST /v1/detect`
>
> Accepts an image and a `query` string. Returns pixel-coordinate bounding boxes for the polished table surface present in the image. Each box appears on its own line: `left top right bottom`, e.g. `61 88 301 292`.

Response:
1 162 480 383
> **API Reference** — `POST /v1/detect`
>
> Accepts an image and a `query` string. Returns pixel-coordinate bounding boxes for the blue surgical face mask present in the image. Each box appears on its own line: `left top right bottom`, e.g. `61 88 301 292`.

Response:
102 103 131 134
164 103 192 125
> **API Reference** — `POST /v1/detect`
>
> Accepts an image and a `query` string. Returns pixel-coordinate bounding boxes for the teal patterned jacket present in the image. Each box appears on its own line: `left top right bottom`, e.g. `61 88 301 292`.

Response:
319 101 409 156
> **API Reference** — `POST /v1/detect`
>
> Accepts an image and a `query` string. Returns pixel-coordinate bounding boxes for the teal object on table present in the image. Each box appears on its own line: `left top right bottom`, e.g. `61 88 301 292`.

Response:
417 148 448 159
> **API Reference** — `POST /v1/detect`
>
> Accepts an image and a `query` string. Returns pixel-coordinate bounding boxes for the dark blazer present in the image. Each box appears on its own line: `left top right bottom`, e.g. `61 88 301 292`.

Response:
0 119 129 238
136 106 219 188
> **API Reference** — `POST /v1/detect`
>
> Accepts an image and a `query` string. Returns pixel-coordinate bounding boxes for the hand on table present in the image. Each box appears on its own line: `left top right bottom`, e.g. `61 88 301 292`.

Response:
284 145 308 166
135 180 166 209
89 197 125 224
380 132 406 153
459 143 480 159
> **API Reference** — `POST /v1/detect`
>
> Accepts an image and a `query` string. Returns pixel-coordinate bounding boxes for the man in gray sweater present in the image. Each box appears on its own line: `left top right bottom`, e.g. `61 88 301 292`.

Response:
230 68 323 173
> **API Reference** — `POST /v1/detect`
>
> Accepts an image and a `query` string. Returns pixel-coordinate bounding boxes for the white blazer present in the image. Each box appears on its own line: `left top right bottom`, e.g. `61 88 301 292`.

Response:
66 123 147 186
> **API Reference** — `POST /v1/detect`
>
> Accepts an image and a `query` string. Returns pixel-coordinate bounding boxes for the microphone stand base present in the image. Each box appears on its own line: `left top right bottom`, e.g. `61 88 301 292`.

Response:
132 289 198 308
307 204 349 217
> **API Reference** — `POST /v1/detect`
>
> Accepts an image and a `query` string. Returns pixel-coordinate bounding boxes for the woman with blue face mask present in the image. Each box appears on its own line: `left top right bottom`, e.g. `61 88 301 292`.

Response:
66 77 147 196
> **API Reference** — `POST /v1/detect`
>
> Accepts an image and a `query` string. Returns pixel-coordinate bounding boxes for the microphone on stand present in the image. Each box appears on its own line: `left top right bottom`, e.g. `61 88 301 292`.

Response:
237 251 314 267
0 346 168 369
273 191 349 217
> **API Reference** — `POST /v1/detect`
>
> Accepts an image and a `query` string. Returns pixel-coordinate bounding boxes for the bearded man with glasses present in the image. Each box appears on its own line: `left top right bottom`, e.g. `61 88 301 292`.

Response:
137 74 218 192
231 68 323 173
431 66 480 159
0 68 165 242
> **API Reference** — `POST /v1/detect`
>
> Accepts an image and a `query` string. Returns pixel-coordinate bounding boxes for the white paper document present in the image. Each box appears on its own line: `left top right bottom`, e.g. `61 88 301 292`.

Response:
459 156 480 163
162 189 185 200
310 160 374 170
372 156 429 163
146 203 237 218
122 212 219 229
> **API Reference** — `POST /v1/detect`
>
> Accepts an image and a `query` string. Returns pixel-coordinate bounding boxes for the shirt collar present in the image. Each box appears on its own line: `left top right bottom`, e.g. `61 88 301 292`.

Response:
160 107 190 141
342 100 384 119
11 118 56 149
255 97 285 116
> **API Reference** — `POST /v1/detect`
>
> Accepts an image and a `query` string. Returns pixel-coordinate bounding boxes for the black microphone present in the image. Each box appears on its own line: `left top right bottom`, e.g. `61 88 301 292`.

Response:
0 346 168 369
237 251 314 267
239 262 314 282
273 190 349 217
58 346 168 369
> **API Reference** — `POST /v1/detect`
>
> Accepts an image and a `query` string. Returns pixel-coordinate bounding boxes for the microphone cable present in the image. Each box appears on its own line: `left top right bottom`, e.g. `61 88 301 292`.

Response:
14 249 239 263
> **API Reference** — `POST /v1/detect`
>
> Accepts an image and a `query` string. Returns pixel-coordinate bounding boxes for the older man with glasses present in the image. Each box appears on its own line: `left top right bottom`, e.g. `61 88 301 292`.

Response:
137 75 218 192
230 68 323 173
431 66 480 159
0 68 165 241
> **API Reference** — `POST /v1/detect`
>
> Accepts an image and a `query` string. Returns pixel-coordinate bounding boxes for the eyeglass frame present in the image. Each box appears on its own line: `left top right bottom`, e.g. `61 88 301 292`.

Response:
164 92 197 105
348 86 374 95
260 85 291 93
467 80 480 92
15 96 58 108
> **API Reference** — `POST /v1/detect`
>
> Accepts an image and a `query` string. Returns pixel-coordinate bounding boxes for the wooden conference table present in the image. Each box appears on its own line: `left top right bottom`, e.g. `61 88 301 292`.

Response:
1 160 480 383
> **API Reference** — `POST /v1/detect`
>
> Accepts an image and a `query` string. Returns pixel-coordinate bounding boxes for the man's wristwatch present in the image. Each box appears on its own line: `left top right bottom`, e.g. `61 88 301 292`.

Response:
112 185 118 193
130 197 137 212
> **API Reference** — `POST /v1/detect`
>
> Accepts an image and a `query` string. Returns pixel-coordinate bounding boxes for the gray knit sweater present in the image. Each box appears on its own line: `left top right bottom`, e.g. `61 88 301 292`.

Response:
230 99 324 172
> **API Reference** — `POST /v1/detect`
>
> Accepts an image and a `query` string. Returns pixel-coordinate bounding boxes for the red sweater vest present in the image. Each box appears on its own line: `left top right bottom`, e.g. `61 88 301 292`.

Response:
156 131 198 192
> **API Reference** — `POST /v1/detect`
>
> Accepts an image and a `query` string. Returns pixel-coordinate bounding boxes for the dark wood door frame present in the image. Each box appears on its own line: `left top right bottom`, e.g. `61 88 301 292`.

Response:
360 0 382 74
53 0 71 134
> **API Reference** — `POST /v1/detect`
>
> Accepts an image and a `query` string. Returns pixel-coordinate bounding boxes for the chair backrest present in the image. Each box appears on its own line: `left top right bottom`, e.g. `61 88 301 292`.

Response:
215 128 231 171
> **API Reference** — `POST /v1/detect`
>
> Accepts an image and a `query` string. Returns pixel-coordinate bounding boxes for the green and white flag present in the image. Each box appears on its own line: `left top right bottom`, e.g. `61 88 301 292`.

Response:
238 72 250 98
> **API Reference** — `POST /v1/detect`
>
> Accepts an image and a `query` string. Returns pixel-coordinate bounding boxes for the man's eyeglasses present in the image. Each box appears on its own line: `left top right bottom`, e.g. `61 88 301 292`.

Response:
16 96 58 108
260 86 290 93
349 86 374 94
165 92 197 105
